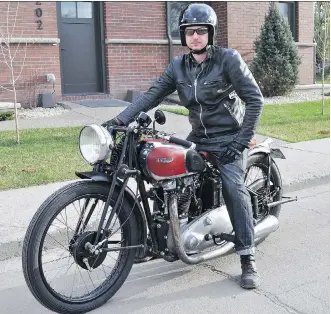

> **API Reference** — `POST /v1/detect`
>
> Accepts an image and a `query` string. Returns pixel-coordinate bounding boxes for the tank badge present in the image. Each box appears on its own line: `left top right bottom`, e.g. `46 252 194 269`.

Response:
155 157 174 163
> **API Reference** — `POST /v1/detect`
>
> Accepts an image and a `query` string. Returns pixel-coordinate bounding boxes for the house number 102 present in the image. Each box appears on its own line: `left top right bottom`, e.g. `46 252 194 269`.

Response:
36 2 43 30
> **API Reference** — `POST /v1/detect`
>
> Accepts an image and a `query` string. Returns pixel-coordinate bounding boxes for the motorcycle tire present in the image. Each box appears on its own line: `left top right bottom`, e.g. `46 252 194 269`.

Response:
245 152 283 218
22 180 138 314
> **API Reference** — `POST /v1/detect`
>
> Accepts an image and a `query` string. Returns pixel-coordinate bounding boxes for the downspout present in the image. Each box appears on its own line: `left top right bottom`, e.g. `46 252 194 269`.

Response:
166 2 173 63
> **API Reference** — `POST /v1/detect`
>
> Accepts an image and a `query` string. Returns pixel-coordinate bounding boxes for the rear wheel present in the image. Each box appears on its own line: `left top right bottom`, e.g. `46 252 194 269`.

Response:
22 181 138 314
245 153 282 220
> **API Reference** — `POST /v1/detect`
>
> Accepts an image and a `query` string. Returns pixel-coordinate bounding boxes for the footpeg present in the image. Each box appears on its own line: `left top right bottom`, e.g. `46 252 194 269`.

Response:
213 233 235 245
205 233 235 245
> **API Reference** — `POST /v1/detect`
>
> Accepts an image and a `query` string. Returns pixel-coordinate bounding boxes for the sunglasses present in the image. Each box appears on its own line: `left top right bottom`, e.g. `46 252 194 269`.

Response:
184 27 209 36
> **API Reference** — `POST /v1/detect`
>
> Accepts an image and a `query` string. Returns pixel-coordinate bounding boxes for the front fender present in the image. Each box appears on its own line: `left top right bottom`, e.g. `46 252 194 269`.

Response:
76 171 148 259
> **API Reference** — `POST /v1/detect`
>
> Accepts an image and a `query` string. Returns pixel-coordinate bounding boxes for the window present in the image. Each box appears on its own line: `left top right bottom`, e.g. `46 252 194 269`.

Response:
278 2 296 40
168 1 211 39
61 2 92 18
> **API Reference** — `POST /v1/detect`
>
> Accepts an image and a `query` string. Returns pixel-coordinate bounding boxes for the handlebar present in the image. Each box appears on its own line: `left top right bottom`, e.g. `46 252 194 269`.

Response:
102 123 196 150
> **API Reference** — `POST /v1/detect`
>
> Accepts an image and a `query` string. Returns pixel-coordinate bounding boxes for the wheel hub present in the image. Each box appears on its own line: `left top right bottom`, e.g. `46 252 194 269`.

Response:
71 231 108 270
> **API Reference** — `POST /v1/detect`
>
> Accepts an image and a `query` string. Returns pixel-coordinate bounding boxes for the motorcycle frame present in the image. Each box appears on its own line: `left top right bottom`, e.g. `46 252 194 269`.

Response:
79 126 295 256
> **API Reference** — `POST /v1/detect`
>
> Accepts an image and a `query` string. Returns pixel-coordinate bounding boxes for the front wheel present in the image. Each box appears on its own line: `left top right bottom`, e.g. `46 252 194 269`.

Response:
22 180 138 314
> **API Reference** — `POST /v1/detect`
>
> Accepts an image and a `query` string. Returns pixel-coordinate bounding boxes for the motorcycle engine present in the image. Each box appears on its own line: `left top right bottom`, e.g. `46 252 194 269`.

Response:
153 186 192 218
151 174 230 257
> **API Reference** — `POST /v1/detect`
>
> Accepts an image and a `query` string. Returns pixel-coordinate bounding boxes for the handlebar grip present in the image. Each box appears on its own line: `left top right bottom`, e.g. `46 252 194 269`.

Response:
169 136 196 149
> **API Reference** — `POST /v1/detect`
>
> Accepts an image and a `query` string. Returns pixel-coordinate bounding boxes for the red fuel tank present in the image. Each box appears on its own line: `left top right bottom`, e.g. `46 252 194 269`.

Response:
139 139 200 181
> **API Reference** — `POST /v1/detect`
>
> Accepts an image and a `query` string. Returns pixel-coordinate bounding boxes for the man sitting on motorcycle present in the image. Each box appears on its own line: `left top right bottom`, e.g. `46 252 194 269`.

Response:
103 3 264 289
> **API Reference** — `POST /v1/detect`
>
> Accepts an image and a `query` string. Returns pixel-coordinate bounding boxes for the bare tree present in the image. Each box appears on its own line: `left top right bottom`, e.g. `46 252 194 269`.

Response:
314 1 330 115
0 2 28 144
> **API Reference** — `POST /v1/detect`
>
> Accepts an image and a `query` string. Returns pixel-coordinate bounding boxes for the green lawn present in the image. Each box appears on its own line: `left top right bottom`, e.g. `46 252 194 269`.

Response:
0 127 90 190
0 99 329 190
161 99 330 142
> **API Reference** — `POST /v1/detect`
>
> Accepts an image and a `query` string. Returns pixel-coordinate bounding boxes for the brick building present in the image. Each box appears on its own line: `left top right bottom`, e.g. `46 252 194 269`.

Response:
0 1 315 106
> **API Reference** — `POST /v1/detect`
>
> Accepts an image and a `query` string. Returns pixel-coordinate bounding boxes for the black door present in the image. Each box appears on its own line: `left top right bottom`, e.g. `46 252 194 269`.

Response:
57 2 105 94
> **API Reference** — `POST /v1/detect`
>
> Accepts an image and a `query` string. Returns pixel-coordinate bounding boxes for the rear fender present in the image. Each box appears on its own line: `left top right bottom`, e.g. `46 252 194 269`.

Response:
248 146 286 159
76 171 147 259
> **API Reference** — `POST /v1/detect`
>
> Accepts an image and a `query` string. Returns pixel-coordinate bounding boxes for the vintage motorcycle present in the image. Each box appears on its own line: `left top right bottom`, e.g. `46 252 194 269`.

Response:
22 109 297 313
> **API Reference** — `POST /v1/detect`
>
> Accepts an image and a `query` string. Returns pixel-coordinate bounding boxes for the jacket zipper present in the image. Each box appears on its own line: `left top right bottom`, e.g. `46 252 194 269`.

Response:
194 65 209 138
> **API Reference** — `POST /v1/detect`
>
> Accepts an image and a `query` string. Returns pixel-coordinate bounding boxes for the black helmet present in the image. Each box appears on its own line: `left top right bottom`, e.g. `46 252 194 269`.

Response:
179 3 217 47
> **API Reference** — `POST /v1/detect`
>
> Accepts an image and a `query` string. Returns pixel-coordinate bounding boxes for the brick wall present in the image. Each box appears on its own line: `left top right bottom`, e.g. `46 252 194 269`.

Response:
107 44 169 99
105 2 166 40
0 2 62 106
104 2 168 99
213 1 228 47
227 1 270 63
297 1 315 84
0 1 316 105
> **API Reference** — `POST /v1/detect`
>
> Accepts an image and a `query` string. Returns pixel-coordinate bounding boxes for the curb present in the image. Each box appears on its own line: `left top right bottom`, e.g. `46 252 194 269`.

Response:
1 174 329 262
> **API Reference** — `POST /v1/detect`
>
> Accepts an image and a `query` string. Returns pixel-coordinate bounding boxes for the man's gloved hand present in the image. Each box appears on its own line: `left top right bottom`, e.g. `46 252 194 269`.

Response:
101 117 124 131
218 141 246 165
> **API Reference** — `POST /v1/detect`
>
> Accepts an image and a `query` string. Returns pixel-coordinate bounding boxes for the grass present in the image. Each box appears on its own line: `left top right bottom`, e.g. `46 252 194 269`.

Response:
0 99 329 190
161 99 330 142
0 127 90 190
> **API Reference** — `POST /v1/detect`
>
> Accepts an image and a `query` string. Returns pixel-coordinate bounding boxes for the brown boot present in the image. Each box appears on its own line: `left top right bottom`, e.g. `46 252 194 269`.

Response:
240 254 261 289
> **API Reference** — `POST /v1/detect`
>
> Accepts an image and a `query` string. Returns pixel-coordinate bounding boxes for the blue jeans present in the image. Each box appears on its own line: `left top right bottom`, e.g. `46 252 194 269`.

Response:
217 152 255 255
186 132 255 255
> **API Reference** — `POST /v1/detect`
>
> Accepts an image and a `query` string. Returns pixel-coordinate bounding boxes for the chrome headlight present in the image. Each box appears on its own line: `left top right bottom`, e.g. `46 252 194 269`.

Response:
79 124 114 165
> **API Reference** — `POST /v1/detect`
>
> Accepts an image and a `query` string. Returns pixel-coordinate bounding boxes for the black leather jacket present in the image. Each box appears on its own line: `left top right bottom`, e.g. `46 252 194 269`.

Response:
116 46 264 148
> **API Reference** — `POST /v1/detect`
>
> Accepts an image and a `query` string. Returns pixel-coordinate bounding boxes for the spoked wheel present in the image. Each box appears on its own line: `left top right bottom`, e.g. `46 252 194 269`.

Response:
245 153 283 220
22 181 138 314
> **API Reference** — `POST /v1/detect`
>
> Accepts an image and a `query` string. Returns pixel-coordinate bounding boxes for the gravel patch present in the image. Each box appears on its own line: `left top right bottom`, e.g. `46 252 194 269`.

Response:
263 91 329 105
17 106 69 119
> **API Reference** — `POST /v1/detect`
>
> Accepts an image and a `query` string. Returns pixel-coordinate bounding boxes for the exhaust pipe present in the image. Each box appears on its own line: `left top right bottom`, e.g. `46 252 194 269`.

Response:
254 214 279 242
169 194 279 265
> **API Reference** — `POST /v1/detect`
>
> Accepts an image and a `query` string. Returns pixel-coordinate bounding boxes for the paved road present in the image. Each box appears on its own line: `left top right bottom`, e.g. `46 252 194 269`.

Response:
0 183 329 314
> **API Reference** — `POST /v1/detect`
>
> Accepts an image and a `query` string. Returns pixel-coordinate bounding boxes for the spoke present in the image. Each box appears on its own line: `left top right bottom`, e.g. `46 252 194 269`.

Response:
87 268 96 290
105 252 120 264
101 262 117 270
43 248 68 268
42 254 72 265
57 261 76 295
54 217 76 234
72 201 82 217
45 233 70 253
93 265 103 287
101 264 109 278
70 265 78 299
49 259 75 286
77 266 90 295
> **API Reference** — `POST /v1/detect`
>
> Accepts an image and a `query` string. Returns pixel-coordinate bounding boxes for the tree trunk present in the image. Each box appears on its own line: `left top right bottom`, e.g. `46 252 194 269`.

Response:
13 84 20 144
321 23 326 115
10 63 20 144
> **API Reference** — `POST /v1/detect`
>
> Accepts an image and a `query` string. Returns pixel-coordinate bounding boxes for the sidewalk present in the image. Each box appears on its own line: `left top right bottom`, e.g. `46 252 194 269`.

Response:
0 101 329 261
